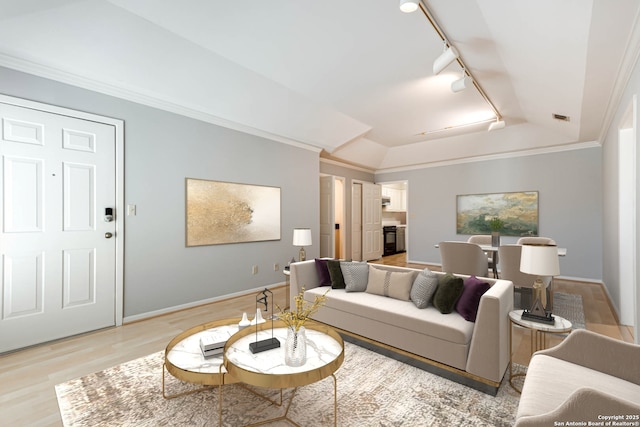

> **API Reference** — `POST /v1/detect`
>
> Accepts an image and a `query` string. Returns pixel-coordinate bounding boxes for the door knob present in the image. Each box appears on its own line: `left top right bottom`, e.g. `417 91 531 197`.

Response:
105 232 113 239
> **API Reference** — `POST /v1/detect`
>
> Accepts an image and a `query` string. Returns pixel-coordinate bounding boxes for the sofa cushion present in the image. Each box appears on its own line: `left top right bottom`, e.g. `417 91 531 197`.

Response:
341 261 369 292
433 273 464 314
366 265 414 301
327 260 346 289
517 355 640 420
455 276 490 322
306 287 473 345
410 268 439 309
314 258 332 287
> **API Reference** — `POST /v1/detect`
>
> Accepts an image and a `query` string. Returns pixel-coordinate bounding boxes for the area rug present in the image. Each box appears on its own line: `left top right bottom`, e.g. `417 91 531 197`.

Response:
56 342 522 426
552 292 586 329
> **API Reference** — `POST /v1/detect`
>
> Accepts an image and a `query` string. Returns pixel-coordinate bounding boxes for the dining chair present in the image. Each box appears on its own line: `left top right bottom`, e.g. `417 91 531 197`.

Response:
516 236 557 246
438 241 489 277
467 235 497 277
498 244 552 309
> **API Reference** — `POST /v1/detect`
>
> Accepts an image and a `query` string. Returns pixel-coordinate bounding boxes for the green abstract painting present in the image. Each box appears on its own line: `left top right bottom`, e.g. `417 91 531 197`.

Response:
456 191 538 236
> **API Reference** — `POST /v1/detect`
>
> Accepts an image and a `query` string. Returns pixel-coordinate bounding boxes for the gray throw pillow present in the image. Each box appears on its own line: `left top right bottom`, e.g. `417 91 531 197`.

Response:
341 261 369 292
410 268 439 308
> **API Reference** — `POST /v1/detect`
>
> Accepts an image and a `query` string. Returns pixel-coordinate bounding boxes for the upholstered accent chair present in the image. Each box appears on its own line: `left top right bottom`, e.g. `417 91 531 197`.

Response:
515 329 640 426
439 241 489 277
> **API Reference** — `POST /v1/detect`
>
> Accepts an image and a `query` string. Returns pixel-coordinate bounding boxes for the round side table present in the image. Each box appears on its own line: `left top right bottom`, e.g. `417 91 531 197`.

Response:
508 309 572 393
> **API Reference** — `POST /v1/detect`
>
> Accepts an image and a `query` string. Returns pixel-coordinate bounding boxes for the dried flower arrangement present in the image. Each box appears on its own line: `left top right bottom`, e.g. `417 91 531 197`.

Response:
277 287 329 331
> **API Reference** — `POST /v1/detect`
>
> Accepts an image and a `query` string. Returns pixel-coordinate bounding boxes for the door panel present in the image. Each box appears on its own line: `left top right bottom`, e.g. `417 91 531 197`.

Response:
0 102 117 353
362 182 382 260
319 176 335 258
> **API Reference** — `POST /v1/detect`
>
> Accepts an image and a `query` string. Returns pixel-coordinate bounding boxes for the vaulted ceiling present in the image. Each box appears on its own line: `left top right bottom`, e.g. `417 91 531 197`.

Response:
0 0 639 171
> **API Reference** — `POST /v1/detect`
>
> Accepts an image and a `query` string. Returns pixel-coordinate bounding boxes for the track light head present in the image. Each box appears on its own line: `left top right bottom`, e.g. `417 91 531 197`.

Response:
399 0 419 13
488 120 506 131
451 75 471 93
433 45 459 75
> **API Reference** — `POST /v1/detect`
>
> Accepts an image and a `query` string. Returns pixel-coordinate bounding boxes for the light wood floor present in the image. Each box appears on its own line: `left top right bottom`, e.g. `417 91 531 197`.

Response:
0 254 633 426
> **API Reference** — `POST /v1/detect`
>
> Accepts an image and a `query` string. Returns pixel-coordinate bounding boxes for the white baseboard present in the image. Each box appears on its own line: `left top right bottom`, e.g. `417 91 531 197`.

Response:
123 282 285 324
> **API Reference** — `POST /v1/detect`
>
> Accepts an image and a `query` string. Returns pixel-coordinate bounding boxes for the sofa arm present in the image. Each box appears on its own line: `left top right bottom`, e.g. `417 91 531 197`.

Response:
515 387 640 427
466 279 514 383
533 329 640 385
289 260 321 308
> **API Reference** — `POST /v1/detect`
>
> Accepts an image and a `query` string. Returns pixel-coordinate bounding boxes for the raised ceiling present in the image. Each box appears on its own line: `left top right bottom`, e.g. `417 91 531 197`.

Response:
0 0 638 171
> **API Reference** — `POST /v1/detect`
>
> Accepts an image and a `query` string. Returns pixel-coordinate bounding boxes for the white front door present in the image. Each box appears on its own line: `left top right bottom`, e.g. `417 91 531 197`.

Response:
0 101 118 353
319 176 335 258
362 182 382 261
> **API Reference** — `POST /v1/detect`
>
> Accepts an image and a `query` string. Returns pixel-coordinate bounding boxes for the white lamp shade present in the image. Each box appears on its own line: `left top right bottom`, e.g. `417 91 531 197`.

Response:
399 0 419 13
292 228 312 246
433 46 459 75
520 245 560 276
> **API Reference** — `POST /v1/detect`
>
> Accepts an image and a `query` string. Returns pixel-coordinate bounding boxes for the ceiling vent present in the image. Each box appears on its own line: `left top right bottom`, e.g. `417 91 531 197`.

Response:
552 113 570 122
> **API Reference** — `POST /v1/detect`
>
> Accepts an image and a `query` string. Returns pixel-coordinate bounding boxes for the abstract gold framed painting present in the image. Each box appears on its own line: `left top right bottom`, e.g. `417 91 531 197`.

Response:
186 178 281 246
456 191 538 236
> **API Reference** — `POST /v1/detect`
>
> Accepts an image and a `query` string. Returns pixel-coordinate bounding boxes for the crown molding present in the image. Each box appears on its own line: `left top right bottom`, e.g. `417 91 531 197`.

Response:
374 141 601 174
0 53 322 155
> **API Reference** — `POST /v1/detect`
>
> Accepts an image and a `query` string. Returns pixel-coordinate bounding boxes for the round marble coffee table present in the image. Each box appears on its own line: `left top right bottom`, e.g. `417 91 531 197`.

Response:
220 320 344 426
163 317 242 398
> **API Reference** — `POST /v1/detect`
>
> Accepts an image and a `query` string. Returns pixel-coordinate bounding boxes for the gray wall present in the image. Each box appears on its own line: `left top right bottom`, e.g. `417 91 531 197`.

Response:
0 66 319 318
376 147 603 280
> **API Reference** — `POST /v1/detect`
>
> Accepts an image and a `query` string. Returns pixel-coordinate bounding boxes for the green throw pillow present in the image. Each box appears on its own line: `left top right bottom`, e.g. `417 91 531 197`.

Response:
433 273 464 314
327 259 346 289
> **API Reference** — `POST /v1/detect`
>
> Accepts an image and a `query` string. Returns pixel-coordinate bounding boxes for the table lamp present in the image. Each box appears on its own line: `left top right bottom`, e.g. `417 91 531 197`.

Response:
520 244 560 324
292 228 312 262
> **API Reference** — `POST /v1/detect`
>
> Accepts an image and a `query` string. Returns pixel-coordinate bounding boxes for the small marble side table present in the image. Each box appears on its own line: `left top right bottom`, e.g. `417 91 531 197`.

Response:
508 309 572 393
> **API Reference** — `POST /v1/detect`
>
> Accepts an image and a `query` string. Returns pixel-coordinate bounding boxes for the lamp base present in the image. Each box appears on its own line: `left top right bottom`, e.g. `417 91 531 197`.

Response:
249 337 281 354
521 310 555 325
298 247 306 262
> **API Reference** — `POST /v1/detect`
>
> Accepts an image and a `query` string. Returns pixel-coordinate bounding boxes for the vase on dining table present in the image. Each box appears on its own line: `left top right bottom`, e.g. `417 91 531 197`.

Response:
284 326 307 367
491 231 501 247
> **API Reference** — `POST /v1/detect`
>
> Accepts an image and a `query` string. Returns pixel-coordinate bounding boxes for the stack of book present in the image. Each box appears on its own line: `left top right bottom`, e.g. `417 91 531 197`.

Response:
199 332 230 358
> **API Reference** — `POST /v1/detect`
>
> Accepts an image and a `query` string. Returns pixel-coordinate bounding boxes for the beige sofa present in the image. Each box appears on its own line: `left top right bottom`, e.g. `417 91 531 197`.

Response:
289 260 514 394
515 329 640 426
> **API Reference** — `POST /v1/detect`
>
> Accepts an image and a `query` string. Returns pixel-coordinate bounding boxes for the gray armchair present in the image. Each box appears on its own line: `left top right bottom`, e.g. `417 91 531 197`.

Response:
439 241 489 277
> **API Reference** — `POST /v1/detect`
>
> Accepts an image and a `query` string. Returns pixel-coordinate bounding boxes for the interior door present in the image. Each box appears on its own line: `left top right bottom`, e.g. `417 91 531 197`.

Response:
0 102 117 353
362 182 382 260
351 182 362 261
319 176 335 258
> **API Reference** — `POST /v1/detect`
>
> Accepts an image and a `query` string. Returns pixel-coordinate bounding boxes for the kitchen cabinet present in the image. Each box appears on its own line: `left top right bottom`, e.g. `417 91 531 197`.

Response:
382 187 407 212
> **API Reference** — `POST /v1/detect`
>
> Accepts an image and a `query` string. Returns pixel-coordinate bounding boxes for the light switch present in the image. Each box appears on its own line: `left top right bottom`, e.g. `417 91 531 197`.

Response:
127 204 137 216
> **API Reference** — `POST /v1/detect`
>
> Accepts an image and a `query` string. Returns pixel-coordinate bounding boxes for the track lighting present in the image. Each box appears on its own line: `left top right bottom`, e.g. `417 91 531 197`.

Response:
433 43 459 75
399 0 419 13
488 119 506 131
451 69 471 93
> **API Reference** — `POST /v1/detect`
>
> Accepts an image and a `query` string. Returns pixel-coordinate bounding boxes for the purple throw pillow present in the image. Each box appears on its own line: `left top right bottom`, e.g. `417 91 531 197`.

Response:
315 258 332 287
455 276 490 322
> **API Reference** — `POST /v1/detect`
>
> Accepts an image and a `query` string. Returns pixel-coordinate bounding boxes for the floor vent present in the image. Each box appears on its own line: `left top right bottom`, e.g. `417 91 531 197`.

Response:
552 113 570 121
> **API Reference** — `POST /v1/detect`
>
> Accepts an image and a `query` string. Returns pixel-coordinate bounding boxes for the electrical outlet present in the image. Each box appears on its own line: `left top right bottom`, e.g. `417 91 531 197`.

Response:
274 263 280 271
252 265 258 275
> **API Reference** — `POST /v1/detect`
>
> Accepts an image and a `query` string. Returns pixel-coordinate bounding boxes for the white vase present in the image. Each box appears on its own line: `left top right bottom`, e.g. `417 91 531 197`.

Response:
250 308 266 325
238 312 250 330
285 326 307 367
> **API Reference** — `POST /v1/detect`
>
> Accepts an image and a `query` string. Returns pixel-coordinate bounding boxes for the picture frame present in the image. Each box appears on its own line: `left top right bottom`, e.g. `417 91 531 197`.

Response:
185 178 281 246
456 191 539 236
